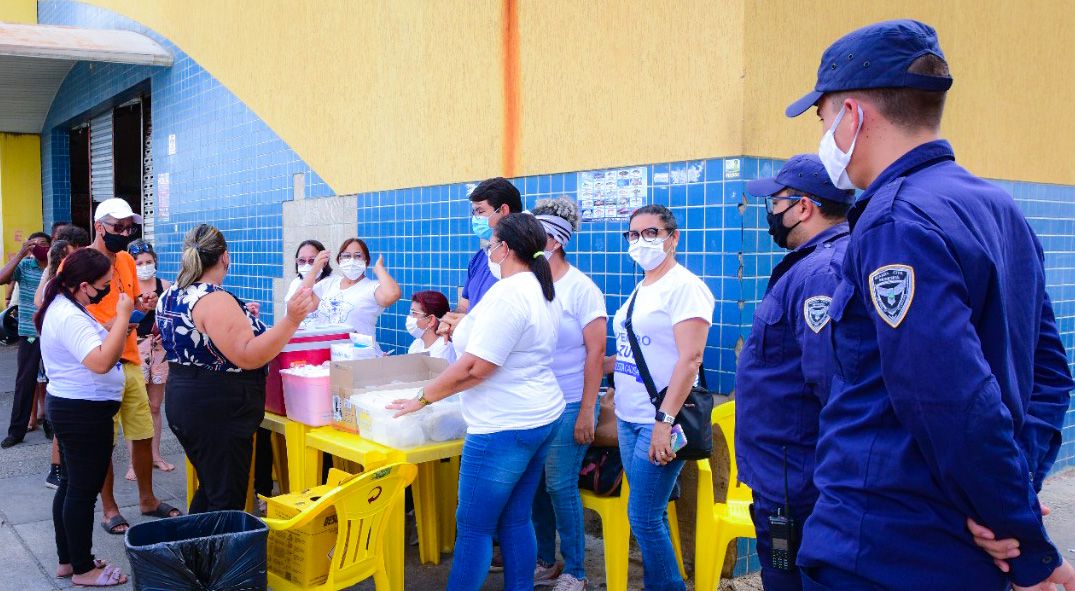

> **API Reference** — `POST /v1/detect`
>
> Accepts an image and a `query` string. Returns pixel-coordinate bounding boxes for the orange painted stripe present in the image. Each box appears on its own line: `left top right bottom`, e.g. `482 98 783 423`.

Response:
501 0 521 178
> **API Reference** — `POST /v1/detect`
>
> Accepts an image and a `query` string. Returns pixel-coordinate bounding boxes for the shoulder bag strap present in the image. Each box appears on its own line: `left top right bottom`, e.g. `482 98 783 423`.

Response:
626 290 709 403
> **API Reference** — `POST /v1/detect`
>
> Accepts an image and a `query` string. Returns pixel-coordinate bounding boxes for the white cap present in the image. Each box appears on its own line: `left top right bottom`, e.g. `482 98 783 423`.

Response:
94 198 143 224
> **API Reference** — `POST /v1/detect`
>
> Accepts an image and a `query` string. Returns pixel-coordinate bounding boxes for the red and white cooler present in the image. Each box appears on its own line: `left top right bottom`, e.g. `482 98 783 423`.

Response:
265 325 352 415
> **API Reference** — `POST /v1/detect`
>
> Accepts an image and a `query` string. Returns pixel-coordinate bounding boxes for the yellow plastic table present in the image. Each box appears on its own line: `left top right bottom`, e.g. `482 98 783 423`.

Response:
300 426 463 565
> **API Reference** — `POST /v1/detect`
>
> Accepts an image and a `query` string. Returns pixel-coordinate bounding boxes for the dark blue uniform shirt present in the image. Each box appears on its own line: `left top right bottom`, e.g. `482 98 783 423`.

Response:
462 248 497 307
736 223 849 508
799 140 1073 589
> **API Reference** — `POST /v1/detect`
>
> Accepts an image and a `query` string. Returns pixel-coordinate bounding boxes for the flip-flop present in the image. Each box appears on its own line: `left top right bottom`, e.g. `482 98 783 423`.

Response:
153 459 176 472
77 564 127 587
124 467 136 481
57 559 107 578
141 501 183 518
99 515 128 535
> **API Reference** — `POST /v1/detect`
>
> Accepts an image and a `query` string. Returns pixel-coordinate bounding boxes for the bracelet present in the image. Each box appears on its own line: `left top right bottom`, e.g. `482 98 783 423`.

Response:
416 387 431 406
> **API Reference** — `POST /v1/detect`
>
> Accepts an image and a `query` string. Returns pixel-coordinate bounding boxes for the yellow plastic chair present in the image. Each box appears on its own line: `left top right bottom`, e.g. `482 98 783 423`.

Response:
694 401 756 591
263 462 417 591
581 475 686 591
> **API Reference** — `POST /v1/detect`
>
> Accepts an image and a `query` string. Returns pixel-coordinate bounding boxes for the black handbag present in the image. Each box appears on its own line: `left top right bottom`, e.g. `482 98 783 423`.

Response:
624 291 714 460
578 446 624 496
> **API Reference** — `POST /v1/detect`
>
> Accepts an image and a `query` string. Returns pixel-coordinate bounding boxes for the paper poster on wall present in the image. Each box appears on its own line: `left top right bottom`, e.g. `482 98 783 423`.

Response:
578 166 648 222
157 173 170 221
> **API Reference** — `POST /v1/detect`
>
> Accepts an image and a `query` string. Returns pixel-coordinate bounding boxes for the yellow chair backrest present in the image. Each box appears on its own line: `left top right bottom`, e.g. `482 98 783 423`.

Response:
712 401 752 503
264 462 417 589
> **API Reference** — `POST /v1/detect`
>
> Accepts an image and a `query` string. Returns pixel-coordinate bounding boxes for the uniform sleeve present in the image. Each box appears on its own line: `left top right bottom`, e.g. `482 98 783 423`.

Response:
462 251 481 300
577 278 608 328
854 220 1059 586
464 293 524 366
1020 291 1074 492
789 268 839 403
667 274 714 326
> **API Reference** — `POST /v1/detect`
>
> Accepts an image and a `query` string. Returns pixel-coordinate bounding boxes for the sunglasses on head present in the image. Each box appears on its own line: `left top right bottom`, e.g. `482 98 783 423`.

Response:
128 242 153 255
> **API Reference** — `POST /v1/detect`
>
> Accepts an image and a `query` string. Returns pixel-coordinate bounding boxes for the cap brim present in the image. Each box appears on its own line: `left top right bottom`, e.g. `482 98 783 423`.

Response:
746 177 785 198
785 90 823 118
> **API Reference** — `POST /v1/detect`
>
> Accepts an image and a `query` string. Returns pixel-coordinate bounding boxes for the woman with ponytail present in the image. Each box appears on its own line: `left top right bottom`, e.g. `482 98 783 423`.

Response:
37 248 131 586
157 224 317 512
390 213 565 591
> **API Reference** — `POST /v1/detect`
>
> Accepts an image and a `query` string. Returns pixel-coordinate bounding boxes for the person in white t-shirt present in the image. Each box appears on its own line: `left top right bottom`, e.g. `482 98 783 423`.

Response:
406 290 457 363
528 197 607 589
283 239 333 306
37 247 133 587
314 238 401 349
608 204 714 591
389 213 565 591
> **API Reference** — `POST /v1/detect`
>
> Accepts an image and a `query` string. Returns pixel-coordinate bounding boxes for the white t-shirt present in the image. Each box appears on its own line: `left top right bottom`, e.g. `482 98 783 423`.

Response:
451 272 566 434
40 296 125 402
408 335 458 363
314 275 383 342
612 264 714 424
550 266 607 403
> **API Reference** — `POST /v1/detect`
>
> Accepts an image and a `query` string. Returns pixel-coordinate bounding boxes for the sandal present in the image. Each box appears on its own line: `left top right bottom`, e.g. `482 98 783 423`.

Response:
153 459 176 472
141 501 183 518
57 559 107 578
99 514 129 535
124 466 136 481
72 564 127 587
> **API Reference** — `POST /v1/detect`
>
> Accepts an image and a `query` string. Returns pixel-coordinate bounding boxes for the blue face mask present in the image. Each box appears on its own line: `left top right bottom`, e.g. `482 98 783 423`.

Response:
471 215 493 240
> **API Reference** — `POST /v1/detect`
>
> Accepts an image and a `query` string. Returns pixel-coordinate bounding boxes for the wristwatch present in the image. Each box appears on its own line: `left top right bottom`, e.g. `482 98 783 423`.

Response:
655 410 675 425
416 387 431 407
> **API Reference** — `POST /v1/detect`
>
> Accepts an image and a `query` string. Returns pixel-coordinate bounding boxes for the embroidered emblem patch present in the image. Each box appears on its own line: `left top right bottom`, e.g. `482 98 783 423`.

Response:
803 296 832 334
869 264 915 328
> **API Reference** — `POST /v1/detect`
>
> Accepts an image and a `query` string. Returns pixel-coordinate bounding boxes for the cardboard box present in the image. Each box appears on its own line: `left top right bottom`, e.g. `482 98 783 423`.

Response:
265 469 352 587
330 354 448 434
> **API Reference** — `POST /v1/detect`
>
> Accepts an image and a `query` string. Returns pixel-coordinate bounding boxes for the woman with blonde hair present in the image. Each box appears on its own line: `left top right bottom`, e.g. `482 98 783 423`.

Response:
157 224 316 512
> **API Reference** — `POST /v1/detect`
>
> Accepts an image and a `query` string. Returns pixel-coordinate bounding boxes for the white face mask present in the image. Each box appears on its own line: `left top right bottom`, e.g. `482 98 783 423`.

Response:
818 104 864 190
487 243 506 280
405 315 426 339
340 260 366 280
628 239 669 271
136 263 156 281
296 264 313 278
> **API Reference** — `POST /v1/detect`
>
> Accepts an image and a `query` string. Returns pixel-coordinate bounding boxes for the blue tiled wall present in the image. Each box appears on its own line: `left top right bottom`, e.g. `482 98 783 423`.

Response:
39 0 333 325
36 0 1075 580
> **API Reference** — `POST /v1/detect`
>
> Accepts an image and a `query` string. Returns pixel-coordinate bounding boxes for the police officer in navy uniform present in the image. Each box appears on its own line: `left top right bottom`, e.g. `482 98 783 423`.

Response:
736 154 852 591
785 20 1074 590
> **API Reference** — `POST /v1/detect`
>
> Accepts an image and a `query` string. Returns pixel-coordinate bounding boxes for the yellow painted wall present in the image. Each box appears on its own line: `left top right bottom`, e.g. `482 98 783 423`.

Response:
0 133 44 262
743 0 1075 185
84 0 1074 189
0 0 36 24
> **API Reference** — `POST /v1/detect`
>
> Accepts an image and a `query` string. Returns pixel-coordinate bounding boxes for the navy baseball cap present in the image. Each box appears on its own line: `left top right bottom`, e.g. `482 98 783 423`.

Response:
747 154 855 204
786 19 953 117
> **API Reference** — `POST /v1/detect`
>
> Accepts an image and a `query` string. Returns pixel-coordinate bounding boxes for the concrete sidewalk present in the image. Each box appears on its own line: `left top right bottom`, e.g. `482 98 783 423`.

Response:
1 341 1072 590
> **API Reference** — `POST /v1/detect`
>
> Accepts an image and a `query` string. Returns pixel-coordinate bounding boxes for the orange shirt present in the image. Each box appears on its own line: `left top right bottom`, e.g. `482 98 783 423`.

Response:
63 249 141 365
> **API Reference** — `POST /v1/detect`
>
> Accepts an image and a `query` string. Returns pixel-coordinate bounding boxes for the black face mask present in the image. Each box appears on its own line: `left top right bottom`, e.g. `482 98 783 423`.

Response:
87 283 111 305
766 206 803 250
103 231 133 254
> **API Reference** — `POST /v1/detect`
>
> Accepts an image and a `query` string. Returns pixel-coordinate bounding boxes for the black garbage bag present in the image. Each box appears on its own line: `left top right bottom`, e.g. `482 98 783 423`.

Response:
125 510 268 591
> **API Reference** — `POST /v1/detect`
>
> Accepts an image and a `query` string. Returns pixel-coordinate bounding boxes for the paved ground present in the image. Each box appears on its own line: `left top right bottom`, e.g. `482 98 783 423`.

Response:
3 342 1072 590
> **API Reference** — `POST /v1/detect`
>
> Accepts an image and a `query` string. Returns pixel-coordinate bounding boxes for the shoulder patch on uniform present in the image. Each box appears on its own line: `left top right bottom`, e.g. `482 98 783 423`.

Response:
803 296 832 334
869 264 915 328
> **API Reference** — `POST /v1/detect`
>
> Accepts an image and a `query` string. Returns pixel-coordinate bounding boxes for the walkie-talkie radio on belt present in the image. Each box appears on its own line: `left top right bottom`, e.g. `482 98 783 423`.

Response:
768 446 799 571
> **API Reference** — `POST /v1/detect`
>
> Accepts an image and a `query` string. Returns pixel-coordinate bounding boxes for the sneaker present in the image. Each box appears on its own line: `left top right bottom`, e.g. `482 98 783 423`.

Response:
489 547 504 573
552 574 587 591
534 561 563 587
44 464 63 489
1 436 21 449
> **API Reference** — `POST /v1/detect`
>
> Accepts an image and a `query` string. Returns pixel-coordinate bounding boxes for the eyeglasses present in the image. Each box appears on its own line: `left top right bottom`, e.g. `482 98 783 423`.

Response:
102 220 137 236
408 310 431 319
128 242 153 255
622 227 671 244
296 257 317 265
764 195 822 215
482 241 504 256
339 253 366 263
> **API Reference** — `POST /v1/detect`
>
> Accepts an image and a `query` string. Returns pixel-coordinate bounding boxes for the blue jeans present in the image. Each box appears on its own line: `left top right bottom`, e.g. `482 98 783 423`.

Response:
618 419 686 591
449 419 559 591
532 401 598 579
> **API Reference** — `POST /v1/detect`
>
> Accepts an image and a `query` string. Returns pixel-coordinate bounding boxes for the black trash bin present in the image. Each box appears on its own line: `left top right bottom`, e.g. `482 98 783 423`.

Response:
124 510 268 591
